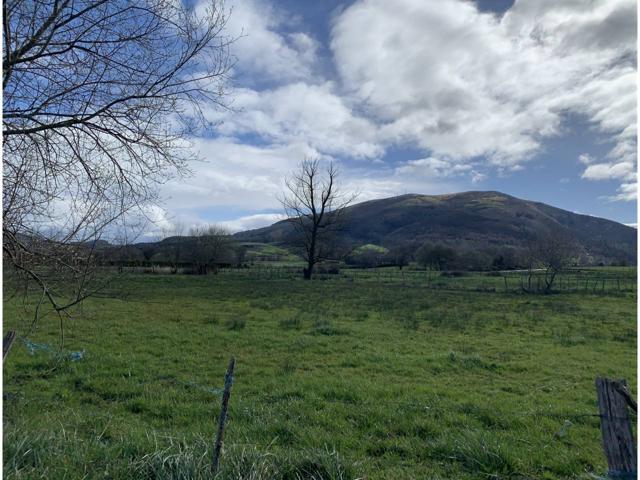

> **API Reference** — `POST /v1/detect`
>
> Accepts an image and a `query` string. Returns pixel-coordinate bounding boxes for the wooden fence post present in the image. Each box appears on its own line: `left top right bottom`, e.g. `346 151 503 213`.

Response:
595 377 637 479
3 331 17 362
212 357 236 474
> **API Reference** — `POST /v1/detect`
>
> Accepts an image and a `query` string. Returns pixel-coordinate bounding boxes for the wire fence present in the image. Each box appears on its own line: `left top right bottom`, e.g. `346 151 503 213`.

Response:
211 266 636 294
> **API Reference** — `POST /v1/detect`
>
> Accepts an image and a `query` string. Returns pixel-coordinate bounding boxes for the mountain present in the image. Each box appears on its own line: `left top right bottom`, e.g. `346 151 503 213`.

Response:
235 191 637 264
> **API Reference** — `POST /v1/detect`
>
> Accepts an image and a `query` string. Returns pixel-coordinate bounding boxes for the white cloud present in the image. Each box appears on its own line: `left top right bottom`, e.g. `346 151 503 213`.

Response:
210 82 383 159
162 137 319 212
582 162 635 181
605 181 638 202
343 175 457 203
330 0 636 196
153 137 310 233
471 171 488 184
578 153 597 165
143 205 174 231
219 0 319 82
219 213 285 232
395 157 471 178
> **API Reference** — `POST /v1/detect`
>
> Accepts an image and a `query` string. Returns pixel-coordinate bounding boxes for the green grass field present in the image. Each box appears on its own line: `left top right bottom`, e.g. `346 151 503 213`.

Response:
3 269 636 479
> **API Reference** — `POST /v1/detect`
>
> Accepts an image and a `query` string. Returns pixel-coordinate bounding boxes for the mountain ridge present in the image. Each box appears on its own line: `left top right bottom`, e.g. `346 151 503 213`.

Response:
234 190 637 264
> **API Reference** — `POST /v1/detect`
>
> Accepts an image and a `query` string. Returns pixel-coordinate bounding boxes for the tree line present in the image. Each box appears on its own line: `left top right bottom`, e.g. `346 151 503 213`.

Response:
347 242 528 271
344 230 583 293
98 226 244 275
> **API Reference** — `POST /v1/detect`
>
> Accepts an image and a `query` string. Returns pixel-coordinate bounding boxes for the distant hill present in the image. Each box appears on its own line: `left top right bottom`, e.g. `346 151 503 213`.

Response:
235 191 637 264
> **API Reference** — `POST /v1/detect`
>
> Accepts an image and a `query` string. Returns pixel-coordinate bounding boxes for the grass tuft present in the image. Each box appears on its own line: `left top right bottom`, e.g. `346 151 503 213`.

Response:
279 317 302 330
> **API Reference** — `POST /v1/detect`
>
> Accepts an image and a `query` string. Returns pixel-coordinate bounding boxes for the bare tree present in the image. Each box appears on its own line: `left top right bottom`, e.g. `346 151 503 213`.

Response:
188 225 233 275
157 221 186 273
280 159 357 280
3 0 235 339
234 243 248 268
525 229 579 293
388 243 416 270
416 243 457 271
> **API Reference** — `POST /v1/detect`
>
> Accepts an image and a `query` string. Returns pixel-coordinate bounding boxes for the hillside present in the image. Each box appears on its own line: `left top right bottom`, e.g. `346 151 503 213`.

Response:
235 191 637 264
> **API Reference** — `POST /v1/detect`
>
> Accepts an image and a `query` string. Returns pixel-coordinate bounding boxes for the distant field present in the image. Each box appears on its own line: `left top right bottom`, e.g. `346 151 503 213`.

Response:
242 242 305 266
3 269 637 479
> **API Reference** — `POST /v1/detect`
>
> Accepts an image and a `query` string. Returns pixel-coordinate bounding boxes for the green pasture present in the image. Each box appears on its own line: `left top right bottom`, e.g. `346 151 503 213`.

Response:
3 269 636 479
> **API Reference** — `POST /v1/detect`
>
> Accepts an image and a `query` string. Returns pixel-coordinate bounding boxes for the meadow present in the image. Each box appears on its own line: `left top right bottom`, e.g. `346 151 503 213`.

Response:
3 268 637 479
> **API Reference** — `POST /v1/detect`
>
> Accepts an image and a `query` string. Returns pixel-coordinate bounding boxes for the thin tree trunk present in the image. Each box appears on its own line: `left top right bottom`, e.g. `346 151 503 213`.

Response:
303 261 313 280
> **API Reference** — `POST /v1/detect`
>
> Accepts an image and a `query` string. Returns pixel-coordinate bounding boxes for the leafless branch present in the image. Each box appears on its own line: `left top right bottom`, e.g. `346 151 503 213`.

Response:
3 0 236 340
280 158 358 279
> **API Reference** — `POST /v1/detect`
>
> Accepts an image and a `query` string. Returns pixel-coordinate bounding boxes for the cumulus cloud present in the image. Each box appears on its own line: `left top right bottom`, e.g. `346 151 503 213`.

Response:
331 0 636 196
161 137 320 211
143 205 174 232
209 82 383 159
395 157 472 177
159 0 635 234
604 180 638 202
151 137 308 235
219 0 319 83
582 162 635 181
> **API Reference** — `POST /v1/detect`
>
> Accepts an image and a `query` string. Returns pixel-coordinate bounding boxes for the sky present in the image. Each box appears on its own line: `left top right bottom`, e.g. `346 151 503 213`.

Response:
149 0 638 235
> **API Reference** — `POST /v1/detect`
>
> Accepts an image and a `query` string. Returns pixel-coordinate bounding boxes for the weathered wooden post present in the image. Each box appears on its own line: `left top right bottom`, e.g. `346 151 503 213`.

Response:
212 357 236 474
3 331 17 362
595 377 637 479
